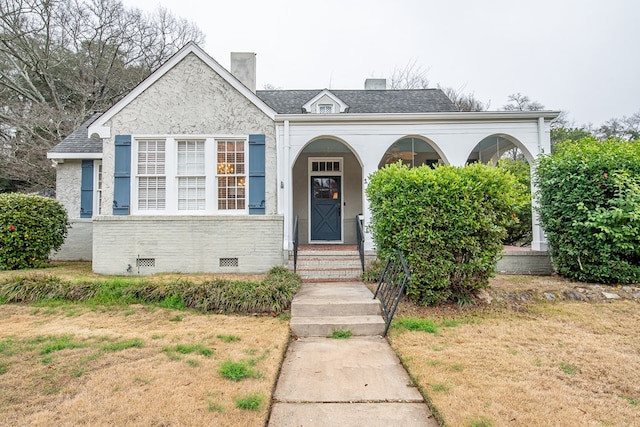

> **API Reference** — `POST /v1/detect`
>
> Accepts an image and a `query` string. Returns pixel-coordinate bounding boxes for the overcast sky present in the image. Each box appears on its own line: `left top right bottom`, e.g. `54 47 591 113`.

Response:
123 0 639 127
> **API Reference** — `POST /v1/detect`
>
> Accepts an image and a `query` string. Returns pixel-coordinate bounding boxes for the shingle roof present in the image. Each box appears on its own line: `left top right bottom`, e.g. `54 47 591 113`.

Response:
255 89 458 114
49 112 103 154
51 90 457 155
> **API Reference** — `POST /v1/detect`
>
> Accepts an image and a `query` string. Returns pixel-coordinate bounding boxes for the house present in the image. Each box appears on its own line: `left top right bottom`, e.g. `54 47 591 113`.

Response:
48 42 559 275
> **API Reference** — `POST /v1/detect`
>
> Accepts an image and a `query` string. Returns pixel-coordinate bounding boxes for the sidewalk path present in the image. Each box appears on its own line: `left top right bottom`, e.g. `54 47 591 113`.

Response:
268 281 439 426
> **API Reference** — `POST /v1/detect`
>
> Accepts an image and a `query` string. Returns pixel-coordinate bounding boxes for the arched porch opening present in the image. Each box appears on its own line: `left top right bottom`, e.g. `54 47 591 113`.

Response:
378 136 447 169
468 134 535 247
466 134 534 165
292 137 363 245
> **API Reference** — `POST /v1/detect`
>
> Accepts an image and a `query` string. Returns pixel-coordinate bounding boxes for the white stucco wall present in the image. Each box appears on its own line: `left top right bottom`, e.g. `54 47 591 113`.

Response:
55 160 82 219
51 161 94 261
102 52 277 215
92 53 283 274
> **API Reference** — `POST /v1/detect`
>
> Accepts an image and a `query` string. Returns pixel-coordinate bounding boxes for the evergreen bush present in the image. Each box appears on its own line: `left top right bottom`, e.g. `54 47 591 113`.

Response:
535 138 640 283
0 193 69 270
366 162 523 305
497 158 532 246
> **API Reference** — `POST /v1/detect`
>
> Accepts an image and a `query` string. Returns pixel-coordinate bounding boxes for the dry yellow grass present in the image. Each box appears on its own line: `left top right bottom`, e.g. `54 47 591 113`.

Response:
0 304 289 426
390 299 640 427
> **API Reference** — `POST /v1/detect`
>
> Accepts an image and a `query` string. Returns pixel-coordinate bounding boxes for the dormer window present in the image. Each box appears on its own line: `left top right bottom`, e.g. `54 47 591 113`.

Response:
303 89 349 114
318 104 334 114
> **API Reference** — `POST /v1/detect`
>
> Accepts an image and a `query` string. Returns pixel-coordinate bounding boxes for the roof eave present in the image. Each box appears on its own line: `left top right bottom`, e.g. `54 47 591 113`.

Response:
47 152 103 160
275 110 562 123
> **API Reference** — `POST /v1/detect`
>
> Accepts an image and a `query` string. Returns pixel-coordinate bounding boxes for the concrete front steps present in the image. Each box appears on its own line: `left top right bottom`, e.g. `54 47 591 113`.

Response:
289 246 364 281
290 281 385 337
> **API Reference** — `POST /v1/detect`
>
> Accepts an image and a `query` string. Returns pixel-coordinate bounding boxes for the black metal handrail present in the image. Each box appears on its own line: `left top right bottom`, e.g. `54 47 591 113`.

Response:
373 249 411 336
293 215 299 273
355 215 365 272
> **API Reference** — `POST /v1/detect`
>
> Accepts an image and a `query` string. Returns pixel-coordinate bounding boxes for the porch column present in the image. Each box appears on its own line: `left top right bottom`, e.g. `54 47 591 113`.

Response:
282 120 292 250
531 117 550 251
530 163 548 251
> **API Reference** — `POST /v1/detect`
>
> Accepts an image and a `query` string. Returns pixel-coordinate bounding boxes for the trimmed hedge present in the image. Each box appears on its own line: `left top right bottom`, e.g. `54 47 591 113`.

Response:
0 266 302 314
366 162 523 305
0 193 69 270
535 138 640 283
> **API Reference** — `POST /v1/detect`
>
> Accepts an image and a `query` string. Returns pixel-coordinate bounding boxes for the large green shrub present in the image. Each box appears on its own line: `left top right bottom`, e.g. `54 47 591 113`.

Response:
535 138 640 283
0 193 69 270
496 158 532 246
366 162 523 305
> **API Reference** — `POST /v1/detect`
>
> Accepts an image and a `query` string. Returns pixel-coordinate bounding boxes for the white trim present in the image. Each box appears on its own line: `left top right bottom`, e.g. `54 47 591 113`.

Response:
302 89 349 114
47 152 102 160
88 42 276 138
307 157 344 244
276 110 561 124
93 160 103 217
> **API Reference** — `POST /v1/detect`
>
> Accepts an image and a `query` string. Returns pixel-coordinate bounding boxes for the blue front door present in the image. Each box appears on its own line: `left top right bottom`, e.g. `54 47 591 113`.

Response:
310 176 341 241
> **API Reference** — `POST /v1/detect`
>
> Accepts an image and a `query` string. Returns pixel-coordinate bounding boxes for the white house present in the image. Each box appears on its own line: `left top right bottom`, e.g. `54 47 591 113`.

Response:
48 42 558 275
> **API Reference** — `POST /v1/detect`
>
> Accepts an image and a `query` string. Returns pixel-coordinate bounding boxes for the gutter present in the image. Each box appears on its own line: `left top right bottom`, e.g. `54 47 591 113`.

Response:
275 110 561 124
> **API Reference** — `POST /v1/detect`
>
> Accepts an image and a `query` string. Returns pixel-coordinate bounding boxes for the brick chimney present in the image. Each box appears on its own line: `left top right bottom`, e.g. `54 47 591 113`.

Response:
365 78 386 90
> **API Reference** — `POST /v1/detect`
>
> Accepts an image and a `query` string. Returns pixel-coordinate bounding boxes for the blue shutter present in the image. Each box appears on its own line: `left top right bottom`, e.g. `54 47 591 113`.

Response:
80 160 94 218
248 134 265 215
113 135 131 215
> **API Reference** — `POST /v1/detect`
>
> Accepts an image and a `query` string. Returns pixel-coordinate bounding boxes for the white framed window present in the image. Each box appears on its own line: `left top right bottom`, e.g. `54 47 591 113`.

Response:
216 139 246 211
137 139 166 210
177 140 205 210
318 104 334 114
132 136 248 214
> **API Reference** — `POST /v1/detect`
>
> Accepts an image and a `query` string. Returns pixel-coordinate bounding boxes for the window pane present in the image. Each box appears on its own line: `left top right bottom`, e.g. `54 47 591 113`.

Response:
177 140 204 175
138 140 165 175
138 177 166 209
216 139 246 210
178 176 205 210
137 139 166 211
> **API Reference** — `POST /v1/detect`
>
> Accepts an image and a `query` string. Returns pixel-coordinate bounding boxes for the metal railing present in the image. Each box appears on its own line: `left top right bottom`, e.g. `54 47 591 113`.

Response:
292 215 299 273
355 215 365 272
373 249 411 336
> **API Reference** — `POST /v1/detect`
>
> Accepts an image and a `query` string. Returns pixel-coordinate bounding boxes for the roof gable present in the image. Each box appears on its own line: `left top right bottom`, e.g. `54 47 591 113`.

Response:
302 89 349 113
88 42 276 138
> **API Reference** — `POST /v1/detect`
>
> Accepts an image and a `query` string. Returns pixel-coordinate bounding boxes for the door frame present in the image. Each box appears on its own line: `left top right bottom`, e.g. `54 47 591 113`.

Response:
308 157 343 243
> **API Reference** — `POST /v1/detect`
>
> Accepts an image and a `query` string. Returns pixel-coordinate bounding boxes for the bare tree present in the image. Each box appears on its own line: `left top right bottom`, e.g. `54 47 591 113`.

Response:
388 59 430 89
597 111 640 140
438 85 489 112
0 0 205 190
502 92 544 111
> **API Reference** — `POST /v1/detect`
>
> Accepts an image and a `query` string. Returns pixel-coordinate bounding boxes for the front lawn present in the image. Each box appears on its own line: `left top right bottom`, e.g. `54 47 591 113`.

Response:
0 262 298 426
389 276 640 427
0 304 289 426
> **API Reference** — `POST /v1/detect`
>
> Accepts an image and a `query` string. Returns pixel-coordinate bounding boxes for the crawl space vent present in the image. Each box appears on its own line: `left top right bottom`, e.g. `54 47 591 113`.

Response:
219 258 239 268
136 258 156 267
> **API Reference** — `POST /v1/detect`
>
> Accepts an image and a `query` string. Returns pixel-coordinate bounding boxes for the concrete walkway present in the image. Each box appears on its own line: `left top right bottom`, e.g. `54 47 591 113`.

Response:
268 281 439 426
